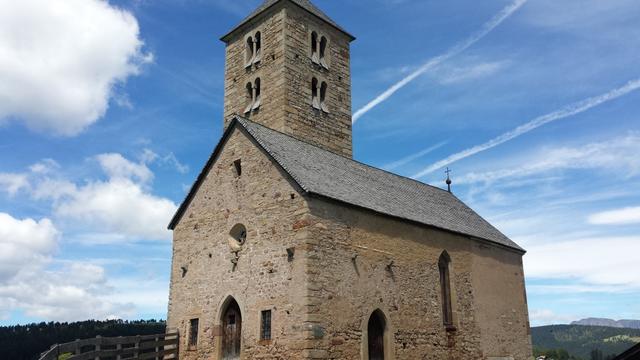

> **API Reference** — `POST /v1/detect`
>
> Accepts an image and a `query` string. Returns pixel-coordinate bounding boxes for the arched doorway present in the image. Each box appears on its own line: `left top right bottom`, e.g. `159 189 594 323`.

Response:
221 298 242 359
367 310 386 360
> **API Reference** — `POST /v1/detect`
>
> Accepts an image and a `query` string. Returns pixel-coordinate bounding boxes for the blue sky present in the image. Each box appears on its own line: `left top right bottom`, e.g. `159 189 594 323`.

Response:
0 0 639 327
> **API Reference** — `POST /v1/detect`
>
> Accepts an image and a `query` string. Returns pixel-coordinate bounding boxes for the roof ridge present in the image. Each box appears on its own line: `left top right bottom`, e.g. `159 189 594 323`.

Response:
234 116 522 253
235 116 454 195
171 115 523 253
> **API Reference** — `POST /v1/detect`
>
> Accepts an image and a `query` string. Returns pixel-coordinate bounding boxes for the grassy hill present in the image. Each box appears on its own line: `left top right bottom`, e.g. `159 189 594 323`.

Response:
532 324 640 359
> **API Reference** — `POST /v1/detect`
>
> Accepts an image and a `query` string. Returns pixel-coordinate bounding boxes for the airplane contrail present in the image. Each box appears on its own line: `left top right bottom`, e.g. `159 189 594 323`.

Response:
352 0 528 124
411 78 640 179
382 141 447 171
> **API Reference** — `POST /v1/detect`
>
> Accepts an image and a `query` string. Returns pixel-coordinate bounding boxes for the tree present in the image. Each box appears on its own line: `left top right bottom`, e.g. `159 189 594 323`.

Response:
591 348 603 360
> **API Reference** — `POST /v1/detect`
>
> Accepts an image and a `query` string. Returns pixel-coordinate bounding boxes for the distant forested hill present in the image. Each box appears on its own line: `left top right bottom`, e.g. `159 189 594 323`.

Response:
532 324 640 359
0 320 166 360
572 318 640 330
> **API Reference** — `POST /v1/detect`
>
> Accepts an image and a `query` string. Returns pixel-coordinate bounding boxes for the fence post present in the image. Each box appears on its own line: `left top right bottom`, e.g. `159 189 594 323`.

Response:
154 334 160 360
175 331 180 360
116 336 122 360
134 335 140 358
95 335 101 360
75 339 81 355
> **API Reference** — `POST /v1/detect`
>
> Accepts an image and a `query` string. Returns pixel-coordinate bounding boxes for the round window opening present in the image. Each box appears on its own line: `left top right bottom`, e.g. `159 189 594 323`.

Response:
229 224 247 246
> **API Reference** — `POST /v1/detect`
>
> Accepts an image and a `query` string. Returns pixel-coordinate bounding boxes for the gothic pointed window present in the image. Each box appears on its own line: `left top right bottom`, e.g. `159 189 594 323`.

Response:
254 32 262 63
252 78 261 110
311 77 320 109
367 310 387 360
319 36 328 69
245 36 254 68
439 251 453 327
244 82 253 114
320 81 328 113
311 31 319 64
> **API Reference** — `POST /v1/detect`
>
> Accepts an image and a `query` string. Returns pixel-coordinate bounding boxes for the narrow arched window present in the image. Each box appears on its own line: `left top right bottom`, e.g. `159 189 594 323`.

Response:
311 78 319 109
367 310 386 360
253 78 261 110
245 36 254 68
244 82 253 114
319 36 328 68
320 81 328 113
254 31 262 63
311 31 319 64
439 251 453 326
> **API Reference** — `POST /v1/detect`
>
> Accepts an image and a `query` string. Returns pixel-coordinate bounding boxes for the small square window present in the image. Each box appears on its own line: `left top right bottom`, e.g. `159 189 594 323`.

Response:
189 318 199 348
260 310 272 341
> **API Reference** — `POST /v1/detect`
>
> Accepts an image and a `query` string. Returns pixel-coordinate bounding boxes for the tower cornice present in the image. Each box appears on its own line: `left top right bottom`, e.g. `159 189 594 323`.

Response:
220 0 355 43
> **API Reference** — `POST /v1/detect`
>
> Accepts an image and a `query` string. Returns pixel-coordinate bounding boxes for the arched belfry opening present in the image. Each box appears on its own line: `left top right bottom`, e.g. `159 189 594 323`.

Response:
221 297 242 359
367 310 387 360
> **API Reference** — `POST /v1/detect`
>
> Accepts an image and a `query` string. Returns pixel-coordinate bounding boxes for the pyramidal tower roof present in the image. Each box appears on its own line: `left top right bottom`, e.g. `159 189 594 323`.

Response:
221 0 355 42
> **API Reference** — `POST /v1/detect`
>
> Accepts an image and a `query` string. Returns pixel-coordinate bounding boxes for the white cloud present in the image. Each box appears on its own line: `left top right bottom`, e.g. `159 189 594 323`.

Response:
162 152 190 174
588 207 640 226
54 178 176 241
529 309 576 326
29 159 60 174
412 78 640 178
0 213 59 282
0 212 136 321
139 149 189 174
96 153 154 183
4 154 177 241
0 0 152 136
524 236 640 288
435 61 509 85
0 173 29 195
457 133 640 186
0 261 135 321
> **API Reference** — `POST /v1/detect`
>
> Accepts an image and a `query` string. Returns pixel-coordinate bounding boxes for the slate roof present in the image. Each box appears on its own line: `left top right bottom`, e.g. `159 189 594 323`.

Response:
221 0 355 42
169 116 525 253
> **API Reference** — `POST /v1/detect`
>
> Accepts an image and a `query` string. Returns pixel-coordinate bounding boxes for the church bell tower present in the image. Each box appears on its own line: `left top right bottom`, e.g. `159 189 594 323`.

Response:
221 0 355 157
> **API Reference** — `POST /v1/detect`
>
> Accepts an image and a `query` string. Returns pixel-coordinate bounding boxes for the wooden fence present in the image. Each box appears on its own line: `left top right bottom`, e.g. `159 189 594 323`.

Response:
38 332 179 360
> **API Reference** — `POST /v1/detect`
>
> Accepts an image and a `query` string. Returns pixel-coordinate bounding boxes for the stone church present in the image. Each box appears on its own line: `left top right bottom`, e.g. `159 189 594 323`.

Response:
166 0 533 359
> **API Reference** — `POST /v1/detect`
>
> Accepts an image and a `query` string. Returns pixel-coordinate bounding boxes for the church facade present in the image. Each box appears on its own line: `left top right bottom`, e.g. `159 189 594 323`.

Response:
166 1 533 359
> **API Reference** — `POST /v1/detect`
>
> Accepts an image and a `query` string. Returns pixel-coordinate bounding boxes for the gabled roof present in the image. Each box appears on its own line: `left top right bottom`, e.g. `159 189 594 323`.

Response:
221 0 355 42
169 116 525 253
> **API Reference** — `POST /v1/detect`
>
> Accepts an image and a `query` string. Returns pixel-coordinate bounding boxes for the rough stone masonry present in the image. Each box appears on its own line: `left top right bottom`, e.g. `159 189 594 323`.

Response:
166 1 533 359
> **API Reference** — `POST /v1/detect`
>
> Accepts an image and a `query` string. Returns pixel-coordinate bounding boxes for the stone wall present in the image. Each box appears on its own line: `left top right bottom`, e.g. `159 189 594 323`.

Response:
282 5 353 157
222 3 353 157
297 197 533 360
223 6 287 133
167 128 532 359
167 128 314 359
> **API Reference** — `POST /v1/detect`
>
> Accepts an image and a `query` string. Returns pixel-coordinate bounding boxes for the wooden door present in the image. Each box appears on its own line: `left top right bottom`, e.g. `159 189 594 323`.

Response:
368 312 385 360
222 301 242 359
